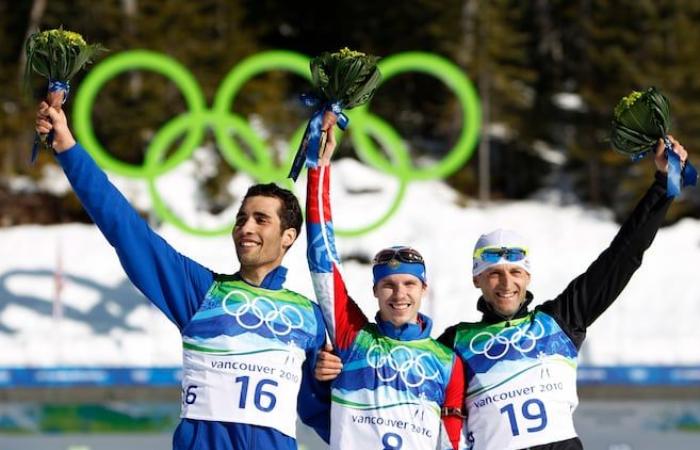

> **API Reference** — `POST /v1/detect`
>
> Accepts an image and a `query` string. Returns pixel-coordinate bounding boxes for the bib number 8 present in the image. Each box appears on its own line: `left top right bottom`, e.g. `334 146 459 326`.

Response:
499 398 548 436
382 432 403 450
235 376 278 412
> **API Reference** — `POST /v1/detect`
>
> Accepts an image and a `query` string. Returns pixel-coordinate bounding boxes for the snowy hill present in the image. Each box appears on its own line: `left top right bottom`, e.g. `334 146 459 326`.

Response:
1 154 699 368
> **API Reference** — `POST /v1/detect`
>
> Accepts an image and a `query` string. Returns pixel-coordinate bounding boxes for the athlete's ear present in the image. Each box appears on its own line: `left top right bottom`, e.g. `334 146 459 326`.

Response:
281 227 297 250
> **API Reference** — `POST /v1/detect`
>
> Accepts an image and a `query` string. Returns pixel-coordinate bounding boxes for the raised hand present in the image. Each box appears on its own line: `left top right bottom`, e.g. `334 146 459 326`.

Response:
318 111 338 167
35 101 75 153
654 135 688 174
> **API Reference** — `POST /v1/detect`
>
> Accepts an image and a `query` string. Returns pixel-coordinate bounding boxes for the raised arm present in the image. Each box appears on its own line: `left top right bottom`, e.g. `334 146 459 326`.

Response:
305 123 368 352
37 103 213 329
539 137 686 345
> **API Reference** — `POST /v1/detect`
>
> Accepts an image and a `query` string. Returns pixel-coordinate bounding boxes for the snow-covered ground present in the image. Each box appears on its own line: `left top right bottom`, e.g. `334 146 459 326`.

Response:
1 153 699 367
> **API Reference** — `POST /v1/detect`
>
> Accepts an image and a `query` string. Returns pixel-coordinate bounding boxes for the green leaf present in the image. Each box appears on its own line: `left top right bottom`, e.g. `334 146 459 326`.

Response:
610 87 671 156
309 48 382 109
24 27 107 91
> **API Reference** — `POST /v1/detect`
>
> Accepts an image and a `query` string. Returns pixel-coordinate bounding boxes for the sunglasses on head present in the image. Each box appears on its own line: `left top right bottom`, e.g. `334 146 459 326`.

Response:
474 246 528 263
372 247 424 265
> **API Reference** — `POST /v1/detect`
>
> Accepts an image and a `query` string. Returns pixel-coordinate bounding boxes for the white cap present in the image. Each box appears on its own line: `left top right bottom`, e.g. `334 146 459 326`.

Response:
472 229 531 276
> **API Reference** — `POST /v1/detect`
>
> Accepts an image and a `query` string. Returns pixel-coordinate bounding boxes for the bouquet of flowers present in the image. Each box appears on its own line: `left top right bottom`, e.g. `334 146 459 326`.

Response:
24 27 106 161
611 87 670 158
611 87 696 196
288 48 382 180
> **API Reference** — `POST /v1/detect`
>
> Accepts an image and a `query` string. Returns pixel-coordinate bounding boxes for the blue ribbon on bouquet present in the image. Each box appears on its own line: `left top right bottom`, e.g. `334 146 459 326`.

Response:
31 80 70 163
663 136 697 197
630 136 697 197
288 94 349 181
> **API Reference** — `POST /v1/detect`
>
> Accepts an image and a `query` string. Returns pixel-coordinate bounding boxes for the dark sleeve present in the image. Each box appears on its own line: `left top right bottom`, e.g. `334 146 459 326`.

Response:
442 356 465 450
437 324 459 349
539 172 672 346
56 143 214 330
296 304 331 443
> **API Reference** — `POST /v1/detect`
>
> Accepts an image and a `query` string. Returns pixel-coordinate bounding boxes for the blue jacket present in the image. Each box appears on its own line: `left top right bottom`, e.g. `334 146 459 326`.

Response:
57 143 330 449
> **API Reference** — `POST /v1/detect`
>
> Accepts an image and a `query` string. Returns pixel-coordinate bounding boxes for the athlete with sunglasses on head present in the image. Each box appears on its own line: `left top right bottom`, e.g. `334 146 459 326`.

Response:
315 133 689 449
306 117 465 449
35 103 332 449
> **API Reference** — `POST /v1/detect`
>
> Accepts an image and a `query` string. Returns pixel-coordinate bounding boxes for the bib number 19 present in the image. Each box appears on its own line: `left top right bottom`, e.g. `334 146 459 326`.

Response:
235 376 278 412
500 399 547 436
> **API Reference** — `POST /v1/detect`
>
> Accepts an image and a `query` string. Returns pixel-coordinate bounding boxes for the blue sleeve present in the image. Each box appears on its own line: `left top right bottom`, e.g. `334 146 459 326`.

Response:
296 303 331 443
56 143 214 330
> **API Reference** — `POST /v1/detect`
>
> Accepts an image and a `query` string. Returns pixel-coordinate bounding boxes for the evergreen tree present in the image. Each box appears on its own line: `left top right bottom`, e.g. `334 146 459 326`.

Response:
574 0 700 220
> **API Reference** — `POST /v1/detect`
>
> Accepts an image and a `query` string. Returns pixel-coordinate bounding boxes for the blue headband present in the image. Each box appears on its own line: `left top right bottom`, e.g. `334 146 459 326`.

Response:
372 260 427 285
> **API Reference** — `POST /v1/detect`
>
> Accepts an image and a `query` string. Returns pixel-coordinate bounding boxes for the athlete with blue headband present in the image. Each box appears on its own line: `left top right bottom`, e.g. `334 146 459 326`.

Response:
315 134 690 449
306 118 465 449
36 102 331 449
372 246 427 284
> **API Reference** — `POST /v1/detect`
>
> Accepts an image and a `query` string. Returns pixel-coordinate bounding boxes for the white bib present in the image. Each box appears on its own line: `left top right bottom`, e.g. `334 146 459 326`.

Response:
180 345 305 437
331 400 453 450
466 355 578 450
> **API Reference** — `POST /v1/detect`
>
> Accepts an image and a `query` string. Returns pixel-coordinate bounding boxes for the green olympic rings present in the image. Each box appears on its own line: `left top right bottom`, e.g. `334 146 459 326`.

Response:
73 49 481 237
352 52 481 181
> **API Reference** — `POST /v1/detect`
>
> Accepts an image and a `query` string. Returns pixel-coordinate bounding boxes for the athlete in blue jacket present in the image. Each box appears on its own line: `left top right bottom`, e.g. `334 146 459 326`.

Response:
36 102 330 449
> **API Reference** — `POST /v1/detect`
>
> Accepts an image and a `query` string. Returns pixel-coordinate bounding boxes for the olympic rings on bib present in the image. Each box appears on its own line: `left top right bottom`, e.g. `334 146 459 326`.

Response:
73 50 481 237
221 289 304 336
366 344 441 388
469 318 546 360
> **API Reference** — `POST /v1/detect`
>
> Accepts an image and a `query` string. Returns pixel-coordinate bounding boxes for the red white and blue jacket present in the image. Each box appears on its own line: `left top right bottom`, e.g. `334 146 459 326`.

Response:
306 164 464 450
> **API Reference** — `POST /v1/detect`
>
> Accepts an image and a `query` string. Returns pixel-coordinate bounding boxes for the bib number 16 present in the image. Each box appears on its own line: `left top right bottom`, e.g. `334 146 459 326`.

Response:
500 399 548 436
235 376 278 412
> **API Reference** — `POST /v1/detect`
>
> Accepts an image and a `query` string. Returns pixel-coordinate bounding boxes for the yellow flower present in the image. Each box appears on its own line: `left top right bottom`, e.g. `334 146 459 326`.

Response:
25 27 105 84
63 31 87 46
614 90 642 119
337 47 365 59
38 29 88 47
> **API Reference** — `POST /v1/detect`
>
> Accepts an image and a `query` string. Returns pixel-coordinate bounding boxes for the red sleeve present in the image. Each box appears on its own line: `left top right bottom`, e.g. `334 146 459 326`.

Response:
330 264 368 350
442 356 465 450
307 166 368 351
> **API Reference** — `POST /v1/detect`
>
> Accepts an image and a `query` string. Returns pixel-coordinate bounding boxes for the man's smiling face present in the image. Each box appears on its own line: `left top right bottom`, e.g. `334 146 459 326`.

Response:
473 264 531 318
374 273 426 327
232 195 295 276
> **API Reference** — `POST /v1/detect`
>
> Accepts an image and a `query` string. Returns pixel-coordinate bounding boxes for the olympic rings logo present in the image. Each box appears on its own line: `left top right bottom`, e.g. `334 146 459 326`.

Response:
221 289 304 336
366 344 440 388
72 50 481 237
469 319 546 360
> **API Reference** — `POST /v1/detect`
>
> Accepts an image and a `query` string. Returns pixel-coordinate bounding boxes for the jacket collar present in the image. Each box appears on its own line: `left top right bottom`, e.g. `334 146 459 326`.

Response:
375 312 433 341
235 265 288 290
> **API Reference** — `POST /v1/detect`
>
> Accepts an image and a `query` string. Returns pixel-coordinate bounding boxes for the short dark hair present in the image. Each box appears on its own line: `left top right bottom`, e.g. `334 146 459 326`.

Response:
241 183 303 237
